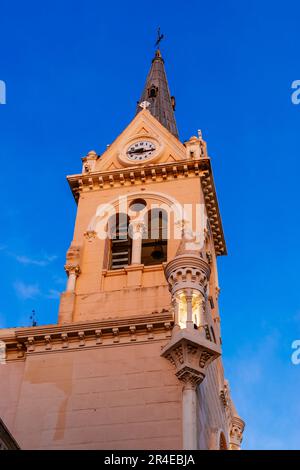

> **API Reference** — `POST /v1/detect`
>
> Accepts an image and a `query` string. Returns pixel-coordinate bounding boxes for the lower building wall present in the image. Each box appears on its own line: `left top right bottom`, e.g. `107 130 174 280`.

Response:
0 341 183 450
0 339 229 450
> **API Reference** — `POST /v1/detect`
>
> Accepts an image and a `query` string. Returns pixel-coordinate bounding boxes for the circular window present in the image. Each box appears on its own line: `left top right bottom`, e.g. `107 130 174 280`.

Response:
129 199 147 213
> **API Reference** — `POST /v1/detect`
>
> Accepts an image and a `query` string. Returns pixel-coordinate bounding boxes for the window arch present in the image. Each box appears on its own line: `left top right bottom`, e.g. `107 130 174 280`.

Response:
108 213 131 270
148 84 158 98
141 208 168 266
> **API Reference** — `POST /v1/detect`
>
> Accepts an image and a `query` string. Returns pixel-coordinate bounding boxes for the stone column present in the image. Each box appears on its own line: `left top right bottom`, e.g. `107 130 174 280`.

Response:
185 289 194 330
130 220 145 265
182 381 198 450
172 297 180 331
162 248 221 450
65 264 81 293
198 296 206 327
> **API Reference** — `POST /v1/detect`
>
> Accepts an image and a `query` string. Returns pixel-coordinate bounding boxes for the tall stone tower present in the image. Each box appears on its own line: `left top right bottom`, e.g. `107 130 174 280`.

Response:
0 48 245 450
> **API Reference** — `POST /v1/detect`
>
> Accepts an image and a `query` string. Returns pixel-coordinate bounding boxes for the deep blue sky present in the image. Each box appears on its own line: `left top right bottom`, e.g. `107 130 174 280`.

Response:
1 0 300 450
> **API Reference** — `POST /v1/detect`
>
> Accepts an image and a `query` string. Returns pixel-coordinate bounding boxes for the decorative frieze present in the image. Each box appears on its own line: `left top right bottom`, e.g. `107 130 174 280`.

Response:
27 336 35 352
147 324 154 339
112 328 120 343
44 335 52 350
78 331 85 347
95 329 102 344
129 326 136 341
17 343 24 358
61 333 69 348
0 313 173 361
164 254 210 297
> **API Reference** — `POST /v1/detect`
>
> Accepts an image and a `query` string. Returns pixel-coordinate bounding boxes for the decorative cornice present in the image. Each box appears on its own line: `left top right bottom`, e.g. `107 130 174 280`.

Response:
200 167 226 255
164 253 211 296
0 312 173 361
219 389 228 408
67 157 226 256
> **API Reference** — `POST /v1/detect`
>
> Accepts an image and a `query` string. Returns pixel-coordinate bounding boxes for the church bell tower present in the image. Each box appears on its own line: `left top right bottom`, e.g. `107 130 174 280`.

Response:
0 46 245 450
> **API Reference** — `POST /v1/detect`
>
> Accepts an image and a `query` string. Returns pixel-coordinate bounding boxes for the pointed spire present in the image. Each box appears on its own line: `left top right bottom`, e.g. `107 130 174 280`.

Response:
136 49 179 139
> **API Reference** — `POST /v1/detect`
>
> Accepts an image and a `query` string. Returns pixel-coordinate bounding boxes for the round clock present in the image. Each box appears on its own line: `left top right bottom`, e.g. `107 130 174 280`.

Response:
126 140 157 161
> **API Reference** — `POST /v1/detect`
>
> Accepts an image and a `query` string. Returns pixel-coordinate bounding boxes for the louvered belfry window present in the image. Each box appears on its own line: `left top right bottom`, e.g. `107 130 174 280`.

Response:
108 213 131 270
141 208 168 266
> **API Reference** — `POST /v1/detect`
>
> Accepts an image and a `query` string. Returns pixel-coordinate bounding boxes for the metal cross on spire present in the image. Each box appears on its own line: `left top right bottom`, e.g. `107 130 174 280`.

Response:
155 27 164 49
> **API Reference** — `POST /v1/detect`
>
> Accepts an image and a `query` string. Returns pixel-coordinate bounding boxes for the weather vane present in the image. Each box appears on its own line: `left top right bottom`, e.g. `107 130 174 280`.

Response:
155 27 164 49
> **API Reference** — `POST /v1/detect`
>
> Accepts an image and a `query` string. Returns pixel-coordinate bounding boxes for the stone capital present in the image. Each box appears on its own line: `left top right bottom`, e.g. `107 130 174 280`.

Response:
129 219 146 238
64 264 81 277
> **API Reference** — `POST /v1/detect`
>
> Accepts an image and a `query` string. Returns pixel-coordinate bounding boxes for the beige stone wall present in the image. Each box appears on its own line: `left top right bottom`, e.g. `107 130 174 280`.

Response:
0 110 243 450
0 341 183 450
197 359 229 449
0 342 232 449
0 361 24 432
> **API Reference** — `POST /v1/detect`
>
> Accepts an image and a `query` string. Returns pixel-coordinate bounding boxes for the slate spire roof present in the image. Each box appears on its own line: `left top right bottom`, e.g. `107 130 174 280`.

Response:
136 49 179 138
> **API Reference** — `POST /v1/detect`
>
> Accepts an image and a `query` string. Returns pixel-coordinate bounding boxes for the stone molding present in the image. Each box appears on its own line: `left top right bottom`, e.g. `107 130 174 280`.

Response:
164 254 210 296
0 312 173 361
67 157 226 256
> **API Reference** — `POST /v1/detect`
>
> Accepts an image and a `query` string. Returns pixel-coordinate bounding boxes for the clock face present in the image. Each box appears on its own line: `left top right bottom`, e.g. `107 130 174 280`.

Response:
126 140 156 161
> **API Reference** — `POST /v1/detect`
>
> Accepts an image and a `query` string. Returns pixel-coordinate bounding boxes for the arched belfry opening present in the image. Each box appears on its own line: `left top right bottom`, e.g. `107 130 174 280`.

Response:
108 213 131 270
141 208 168 266
148 84 158 98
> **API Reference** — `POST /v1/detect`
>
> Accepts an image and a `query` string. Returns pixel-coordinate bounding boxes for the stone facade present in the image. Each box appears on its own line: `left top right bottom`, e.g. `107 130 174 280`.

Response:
0 49 245 450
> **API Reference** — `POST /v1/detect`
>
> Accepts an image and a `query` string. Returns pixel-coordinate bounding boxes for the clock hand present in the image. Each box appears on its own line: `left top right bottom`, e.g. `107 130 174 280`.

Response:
127 147 151 155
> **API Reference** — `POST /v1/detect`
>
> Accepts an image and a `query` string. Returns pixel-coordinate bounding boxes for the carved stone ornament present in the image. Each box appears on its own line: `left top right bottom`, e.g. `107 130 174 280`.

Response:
161 328 220 388
84 230 97 242
164 253 210 297
229 416 245 450
64 264 81 277
66 244 81 264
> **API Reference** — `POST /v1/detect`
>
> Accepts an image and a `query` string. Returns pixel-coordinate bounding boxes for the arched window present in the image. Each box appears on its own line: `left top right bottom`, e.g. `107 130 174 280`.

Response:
108 213 131 270
148 85 158 98
141 208 168 266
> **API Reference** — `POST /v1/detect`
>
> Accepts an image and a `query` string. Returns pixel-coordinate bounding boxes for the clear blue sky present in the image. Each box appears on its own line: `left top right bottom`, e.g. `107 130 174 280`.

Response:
1 0 300 450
